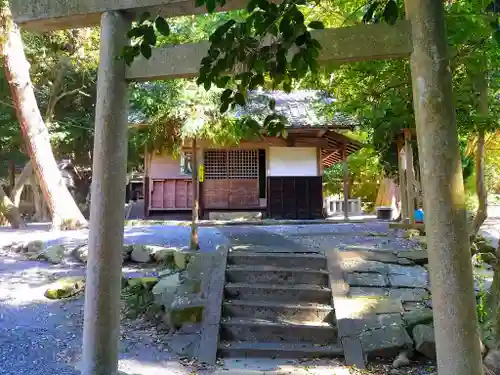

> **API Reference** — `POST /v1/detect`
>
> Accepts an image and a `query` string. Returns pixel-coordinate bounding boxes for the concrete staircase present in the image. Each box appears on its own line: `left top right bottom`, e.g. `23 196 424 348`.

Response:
218 251 344 359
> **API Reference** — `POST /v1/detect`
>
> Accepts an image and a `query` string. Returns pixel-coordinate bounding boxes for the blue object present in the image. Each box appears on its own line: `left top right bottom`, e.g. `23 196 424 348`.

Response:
414 208 424 223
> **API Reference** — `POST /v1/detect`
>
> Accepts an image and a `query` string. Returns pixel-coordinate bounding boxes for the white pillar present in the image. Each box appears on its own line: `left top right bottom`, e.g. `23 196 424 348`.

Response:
82 11 130 375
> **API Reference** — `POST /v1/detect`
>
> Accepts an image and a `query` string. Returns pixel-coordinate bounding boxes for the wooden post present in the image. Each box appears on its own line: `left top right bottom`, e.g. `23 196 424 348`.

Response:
405 1 483 374
190 137 200 250
82 11 130 375
397 135 409 222
342 143 349 221
404 129 415 224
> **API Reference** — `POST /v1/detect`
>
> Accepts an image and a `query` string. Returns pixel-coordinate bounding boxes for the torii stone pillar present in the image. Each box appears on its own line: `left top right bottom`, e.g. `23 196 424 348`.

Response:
82 11 131 375
404 1 483 374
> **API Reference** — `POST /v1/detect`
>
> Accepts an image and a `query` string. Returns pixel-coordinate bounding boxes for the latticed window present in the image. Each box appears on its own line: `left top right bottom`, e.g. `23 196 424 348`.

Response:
204 150 258 180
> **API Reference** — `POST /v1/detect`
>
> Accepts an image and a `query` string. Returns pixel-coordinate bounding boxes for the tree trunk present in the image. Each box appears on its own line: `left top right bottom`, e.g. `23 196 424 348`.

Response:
471 71 488 239
190 137 200 250
405 1 484 375
471 129 487 238
0 184 24 229
0 6 86 230
31 175 43 222
11 161 32 207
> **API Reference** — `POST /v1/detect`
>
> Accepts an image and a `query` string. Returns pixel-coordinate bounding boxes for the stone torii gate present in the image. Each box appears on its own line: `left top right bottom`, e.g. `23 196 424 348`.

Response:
11 2 482 375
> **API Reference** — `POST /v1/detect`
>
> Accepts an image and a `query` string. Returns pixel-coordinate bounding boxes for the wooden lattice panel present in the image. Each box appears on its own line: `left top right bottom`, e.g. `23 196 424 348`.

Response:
204 150 228 180
228 150 258 179
204 150 258 180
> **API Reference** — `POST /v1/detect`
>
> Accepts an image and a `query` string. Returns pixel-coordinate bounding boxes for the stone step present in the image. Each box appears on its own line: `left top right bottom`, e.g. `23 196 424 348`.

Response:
225 283 332 304
226 265 329 286
220 317 338 345
227 251 327 270
222 300 334 323
218 341 344 359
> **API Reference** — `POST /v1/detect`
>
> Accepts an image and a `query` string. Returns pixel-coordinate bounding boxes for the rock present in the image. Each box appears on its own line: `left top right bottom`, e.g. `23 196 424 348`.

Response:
392 351 411 368
45 277 85 299
335 297 403 320
404 229 421 239
396 250 428 265
360 324 413 358
349 287 388 297
412 324 436 359
152 273 181 307
341 258 389 273
122 244 133 261
152 247 176 263
169 295 204 329
346 272 388 287
387 265 429 288
403 307 433 329
127 277 158 289
484 365 497 375
478 253 497 266
167 333 199 356
174 252 189 269
42 245 65 264
74 245 88 263
130 244 153 263
388 288 430 302
344 313 404 335
26 240 44 254
484 349 500 375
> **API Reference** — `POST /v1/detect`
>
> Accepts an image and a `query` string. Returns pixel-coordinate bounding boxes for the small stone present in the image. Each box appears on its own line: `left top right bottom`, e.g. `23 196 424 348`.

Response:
42 245 65 264
334 297 403 320
360 324 413 358
26 240 44 254
412 324 436 359
403 229 421 239
130 244 153 263
403 307 433 329
397 250 428 265
127 277 158 289
346 272 387 287
392 351 411 368
152 273 181 307
44 277 85 299
74 245 88 263
484 349 500 375
388 265 429 288
388 288 430 302
152 247 176 263
349 287 388 297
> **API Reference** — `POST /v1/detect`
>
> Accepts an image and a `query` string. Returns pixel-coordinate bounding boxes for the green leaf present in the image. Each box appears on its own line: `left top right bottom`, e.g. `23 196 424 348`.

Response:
127 27 143 39
206 0 217 13
310 38 322 50
155 17 170 36
140 43 152 59
220 100 231 113
204 80 212 91
221 89 233 101
142 25 157 46
234 92 246 106
139 12 151 24
383 0 398 25
247 0 259 12
494 29 500 44
216 76 231 88
363 1 379 23
308 21 324 30
269 99 276 110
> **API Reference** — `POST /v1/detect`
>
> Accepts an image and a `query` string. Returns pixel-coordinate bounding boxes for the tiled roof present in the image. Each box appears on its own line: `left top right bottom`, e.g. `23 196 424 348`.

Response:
236 90 356 129
128 89 357 129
